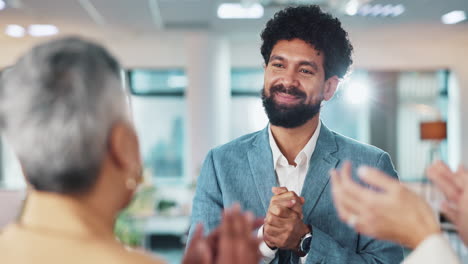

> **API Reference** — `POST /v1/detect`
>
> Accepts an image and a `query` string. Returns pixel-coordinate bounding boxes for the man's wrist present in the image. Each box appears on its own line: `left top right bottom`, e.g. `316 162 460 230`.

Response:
265 240 278 250
303 223 312 236
298 223 312 244
295 223 312 255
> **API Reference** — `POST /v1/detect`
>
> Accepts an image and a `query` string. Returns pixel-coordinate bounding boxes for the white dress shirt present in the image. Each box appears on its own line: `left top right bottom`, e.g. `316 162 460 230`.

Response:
403 234 460 264
258 122 321 264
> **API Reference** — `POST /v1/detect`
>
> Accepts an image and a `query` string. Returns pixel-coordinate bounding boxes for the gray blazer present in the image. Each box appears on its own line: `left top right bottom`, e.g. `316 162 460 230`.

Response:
189 123 404 263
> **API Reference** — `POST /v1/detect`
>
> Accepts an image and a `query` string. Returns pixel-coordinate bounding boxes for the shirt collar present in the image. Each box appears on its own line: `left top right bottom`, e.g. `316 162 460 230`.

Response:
268 121 321 169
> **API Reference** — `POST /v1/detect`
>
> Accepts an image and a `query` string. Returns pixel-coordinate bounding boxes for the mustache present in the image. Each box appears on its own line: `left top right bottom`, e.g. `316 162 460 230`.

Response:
270 84 306 98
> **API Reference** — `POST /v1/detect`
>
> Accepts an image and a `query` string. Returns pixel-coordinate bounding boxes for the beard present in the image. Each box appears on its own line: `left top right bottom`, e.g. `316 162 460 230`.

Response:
261 84 322 128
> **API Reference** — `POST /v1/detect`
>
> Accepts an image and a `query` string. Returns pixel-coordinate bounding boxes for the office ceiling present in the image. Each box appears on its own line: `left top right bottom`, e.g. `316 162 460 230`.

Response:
0 0 466 39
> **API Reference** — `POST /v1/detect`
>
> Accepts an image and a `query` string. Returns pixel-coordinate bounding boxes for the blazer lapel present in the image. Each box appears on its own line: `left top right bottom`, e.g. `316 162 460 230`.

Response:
247 126 278 214
300 122 339 221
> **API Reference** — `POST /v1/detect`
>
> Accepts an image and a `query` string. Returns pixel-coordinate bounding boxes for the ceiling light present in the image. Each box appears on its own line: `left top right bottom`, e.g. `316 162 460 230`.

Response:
217 3 263 19
392 4 405 17
28 24 59 37
5 25 25 38
369 4 383 16
0 0 5 10
381 4 394 17
345 0 359 16
441 10 466 24
355 3 405 17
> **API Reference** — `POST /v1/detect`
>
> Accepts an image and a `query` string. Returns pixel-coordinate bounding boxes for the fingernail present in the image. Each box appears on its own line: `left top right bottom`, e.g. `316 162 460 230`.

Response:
358 166 368 178
291 199 296 205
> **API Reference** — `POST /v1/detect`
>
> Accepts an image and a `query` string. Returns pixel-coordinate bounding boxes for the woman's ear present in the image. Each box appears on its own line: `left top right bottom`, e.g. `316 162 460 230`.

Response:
107 122 140 171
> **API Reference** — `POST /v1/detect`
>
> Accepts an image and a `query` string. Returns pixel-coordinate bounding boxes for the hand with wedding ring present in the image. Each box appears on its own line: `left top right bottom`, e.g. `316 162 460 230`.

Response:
330 161 440 249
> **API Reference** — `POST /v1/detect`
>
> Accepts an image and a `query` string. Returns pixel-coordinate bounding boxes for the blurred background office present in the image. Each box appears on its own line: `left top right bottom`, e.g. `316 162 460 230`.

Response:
0 0 467 263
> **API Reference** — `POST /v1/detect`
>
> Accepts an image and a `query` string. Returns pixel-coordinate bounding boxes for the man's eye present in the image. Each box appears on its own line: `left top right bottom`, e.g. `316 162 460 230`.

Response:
272 63 284 68
300 69 313 75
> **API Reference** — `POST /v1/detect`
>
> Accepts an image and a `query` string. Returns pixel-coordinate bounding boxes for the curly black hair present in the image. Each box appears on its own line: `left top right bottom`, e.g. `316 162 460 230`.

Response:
260 5 353 79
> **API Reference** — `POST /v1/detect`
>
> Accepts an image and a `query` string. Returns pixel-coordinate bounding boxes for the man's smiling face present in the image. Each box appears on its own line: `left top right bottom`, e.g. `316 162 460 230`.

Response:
262 38 336 128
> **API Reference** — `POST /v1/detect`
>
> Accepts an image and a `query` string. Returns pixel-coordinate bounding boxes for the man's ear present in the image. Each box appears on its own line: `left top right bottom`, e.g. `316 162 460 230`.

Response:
108 122 140 171
323 76 339 101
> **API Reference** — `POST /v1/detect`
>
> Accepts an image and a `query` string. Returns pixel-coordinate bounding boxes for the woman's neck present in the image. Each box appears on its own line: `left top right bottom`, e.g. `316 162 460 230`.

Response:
18 190 116 240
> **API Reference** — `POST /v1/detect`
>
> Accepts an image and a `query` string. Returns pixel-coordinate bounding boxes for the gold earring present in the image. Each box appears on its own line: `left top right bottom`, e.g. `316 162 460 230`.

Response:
125 178 137 190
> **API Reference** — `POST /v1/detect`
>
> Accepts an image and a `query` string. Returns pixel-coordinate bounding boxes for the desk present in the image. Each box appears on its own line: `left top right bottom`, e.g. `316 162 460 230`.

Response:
141 215 190 249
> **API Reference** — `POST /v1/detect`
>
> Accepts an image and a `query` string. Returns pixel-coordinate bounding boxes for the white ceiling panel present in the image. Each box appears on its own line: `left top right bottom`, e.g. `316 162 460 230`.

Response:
0 0 465 40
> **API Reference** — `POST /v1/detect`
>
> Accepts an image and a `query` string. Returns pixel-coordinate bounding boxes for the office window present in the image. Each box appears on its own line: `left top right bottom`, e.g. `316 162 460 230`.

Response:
128 69 187 183
121 69 190 264
231 68 263 95
396 70 449 181
128 69 186 96
230 68 268 139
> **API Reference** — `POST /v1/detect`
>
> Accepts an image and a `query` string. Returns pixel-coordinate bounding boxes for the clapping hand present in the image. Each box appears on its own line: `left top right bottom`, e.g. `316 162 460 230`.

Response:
183 204 263 264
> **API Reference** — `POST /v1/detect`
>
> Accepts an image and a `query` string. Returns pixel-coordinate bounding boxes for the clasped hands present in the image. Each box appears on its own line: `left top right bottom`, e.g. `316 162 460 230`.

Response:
263 187 310 251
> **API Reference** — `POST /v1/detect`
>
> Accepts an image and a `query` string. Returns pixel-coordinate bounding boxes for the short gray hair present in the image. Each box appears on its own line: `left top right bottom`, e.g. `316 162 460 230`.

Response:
0 37 129 194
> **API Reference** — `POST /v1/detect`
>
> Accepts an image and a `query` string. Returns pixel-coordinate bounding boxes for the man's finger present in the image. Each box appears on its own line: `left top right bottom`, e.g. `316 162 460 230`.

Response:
273 198 299 208
263 224 283 238
269 203 301 218
272 187 288 195
271 190 302 202
271 198 303 217
264 213 291 228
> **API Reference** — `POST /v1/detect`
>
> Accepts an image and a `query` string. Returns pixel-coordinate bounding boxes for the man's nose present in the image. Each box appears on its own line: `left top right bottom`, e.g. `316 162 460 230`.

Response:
279 69 299 89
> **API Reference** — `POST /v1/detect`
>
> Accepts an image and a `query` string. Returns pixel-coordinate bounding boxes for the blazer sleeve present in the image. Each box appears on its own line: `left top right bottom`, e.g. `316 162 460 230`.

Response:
187 150 224 243
304 152 404 264
403 234 460 264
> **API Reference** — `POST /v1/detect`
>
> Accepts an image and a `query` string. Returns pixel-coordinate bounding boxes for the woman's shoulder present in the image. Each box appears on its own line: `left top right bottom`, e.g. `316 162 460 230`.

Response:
0 225 165 264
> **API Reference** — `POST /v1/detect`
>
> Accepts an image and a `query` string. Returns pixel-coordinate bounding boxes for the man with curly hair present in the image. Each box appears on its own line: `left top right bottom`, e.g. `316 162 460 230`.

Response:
189 5 404 263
